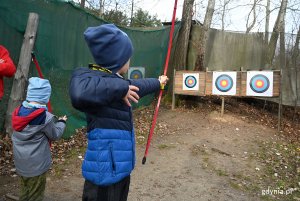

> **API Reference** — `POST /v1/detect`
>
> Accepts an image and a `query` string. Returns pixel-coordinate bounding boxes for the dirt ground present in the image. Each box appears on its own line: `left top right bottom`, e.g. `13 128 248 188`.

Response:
0 101 299 201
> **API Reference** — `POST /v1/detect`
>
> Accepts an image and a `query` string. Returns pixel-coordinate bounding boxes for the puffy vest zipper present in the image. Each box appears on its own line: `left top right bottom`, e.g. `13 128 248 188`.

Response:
109 143 116 175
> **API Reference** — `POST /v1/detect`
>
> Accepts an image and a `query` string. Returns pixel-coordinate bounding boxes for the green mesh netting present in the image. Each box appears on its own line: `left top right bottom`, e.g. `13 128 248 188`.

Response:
0 0 180 138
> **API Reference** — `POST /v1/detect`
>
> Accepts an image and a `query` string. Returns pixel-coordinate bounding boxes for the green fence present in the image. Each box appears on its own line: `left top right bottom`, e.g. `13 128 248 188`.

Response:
0 0 179 138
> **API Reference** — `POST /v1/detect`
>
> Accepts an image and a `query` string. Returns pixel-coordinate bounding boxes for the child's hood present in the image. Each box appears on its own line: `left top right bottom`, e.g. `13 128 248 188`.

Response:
12 107 47 132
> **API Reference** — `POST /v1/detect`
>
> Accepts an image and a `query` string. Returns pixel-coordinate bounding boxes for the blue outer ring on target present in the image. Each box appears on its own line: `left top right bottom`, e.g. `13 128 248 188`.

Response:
250 74 270 93
215 74 233 92
184 75 197 88
130 70 143 79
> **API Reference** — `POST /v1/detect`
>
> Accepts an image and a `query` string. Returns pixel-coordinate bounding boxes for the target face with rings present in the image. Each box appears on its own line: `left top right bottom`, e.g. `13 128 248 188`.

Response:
185 76 197 88
250 74 269 93
215 74 233 92
212 72 237 95
130 70 143 79
183 73 199 90
128 67 145 79
246 71 273 96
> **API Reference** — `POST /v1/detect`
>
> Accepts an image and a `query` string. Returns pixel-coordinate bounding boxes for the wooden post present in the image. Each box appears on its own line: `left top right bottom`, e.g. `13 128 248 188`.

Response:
172 69 176 110
5 13 39 135
278 69 283 131
221 97 225 117
205 67 208 95
278 30 285 132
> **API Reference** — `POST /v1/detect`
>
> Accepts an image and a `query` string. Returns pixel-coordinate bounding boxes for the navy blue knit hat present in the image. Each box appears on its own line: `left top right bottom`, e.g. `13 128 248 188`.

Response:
84 24 133 73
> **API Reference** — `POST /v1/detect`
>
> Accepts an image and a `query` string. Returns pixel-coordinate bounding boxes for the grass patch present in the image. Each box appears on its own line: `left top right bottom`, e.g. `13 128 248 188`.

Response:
190 144 209 156
255 140 300 201
216 169 229 176
158 144 176 149
229 181 242 190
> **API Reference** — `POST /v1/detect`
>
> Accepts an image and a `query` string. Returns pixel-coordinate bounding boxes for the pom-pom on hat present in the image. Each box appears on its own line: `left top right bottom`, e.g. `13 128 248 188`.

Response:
26 77 51 104
84 24 133 73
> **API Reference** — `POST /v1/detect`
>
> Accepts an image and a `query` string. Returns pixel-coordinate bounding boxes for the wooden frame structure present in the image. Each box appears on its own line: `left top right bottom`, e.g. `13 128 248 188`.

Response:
172 69 282 128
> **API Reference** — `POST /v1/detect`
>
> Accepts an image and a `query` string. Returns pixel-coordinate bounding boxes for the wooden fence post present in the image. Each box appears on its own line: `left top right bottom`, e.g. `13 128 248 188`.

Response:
172 69 176 110
5 13 39 135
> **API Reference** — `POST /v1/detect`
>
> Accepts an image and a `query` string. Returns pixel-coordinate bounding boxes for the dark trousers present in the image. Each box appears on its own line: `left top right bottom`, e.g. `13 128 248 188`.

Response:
82 175 130 201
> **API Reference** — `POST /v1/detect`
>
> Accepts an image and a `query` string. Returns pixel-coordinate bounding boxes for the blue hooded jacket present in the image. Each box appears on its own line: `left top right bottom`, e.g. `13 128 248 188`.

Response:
69 67 160 186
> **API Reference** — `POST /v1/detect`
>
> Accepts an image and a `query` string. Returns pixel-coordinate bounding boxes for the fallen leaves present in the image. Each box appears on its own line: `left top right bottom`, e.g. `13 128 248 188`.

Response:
0 135 13 176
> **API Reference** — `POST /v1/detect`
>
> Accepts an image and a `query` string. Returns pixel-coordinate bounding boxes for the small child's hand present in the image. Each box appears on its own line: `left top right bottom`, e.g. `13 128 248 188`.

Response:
0 59 4 63
158 75 169 85
58 115 67 121
123 85 139 107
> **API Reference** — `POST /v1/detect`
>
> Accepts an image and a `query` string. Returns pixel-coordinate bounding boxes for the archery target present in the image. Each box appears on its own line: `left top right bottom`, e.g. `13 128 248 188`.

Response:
183 73 199 90
246 71 273 96
212 72 237 95
128 67 145 79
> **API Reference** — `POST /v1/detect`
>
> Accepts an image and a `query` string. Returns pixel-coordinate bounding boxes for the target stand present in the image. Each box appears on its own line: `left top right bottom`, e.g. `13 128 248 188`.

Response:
172 69 281 116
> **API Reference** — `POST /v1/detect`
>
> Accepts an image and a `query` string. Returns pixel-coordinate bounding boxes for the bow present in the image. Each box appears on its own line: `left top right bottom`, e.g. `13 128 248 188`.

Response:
142 0 178 164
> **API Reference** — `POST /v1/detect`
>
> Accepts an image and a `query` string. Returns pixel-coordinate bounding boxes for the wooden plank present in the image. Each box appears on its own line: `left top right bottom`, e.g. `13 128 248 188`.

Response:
240 72 247 96
199 72 205 95
172 69 176 110
236 72 241 96
205 72 212 95
273 71 280 96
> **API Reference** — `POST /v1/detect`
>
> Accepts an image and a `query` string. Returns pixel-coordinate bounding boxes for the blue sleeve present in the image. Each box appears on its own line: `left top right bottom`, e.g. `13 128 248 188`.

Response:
129 78 160 98
69 68 129 112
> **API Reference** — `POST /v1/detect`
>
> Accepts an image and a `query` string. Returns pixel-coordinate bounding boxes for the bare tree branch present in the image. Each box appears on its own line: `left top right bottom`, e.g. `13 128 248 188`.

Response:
194 0 215 71
246 0 258 33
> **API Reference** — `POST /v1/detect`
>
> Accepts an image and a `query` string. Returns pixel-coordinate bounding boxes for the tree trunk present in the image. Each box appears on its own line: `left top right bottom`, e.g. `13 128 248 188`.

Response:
266 0 288 67
292 26 300 107
291 26 300 70
80 0 85 8
170 0 195 71
130 0 134 26
221 0 231 31
265 0 270 44
194 0 215 71
99 0 105 16
5 13 39 135
167 0 194 96
292 26 300 119
278 22 285 131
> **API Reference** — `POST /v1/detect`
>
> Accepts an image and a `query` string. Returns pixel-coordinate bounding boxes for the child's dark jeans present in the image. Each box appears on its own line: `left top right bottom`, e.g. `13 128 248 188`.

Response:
82 175 130 201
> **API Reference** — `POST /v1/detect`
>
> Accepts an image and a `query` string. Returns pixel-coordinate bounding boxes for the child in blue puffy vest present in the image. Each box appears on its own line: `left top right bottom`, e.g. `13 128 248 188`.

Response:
69 24 168 201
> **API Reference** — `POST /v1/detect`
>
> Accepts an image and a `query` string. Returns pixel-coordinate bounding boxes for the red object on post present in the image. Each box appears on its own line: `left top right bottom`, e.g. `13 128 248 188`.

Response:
31 52 53 112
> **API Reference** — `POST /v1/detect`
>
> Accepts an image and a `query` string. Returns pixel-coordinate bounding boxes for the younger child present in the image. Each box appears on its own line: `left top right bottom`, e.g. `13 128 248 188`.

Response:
12 77 67 201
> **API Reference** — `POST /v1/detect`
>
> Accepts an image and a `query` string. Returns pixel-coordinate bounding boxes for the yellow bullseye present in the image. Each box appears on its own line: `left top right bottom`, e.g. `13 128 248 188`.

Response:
256 81 263 87
221 80 227 86
188 80 193 84
134 74 139 79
